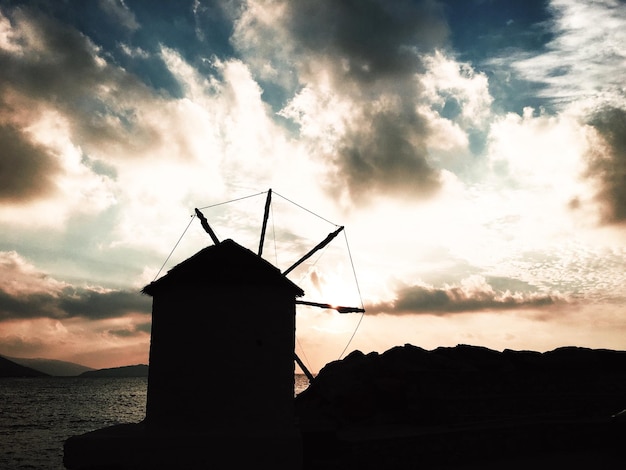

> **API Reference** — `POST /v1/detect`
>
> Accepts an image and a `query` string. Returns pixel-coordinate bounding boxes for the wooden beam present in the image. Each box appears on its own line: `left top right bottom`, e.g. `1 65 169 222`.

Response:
294 353 315 383
283 226 344 276
194 208 220 245
296 300 365 314
258 189 272 256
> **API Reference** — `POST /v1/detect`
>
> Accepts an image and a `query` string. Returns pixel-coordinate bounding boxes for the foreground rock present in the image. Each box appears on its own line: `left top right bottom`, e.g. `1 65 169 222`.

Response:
295 344 626 469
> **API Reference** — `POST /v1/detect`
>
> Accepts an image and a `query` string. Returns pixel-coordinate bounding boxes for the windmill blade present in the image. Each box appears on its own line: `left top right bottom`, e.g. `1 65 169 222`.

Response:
283 226 344 276
258 189 272 256
296 300 365 314
294 353 315 383
194 208 220 245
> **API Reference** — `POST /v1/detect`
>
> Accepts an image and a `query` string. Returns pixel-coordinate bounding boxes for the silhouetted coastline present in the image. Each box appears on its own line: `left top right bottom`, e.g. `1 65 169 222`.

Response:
0 355 49 377
78 365 148 378
0 355 146 378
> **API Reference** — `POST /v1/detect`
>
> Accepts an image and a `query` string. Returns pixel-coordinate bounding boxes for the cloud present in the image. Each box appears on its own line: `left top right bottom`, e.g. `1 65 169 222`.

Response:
233 0 466 204
420 51 493 131
279 0 448 82
367 275 565 315
0 123 60 203
0 5 163 160
497 0 626 109
0 251 151 322
329 105 442 201
584 106 626 224
0 6 146 225
108 321 149 338
0 251 67 296
0 321 57 358
486 107 588 191
98 0 140 32
58 287 151 320
0 3 314 248
0 5 232 234
0 6 114 103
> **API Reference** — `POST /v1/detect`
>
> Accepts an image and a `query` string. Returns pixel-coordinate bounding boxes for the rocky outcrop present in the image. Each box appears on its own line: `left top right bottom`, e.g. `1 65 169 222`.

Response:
295 344 626 469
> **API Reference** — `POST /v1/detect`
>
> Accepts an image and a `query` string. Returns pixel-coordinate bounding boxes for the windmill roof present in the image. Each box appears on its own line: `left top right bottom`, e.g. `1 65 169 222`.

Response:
142 239 304 297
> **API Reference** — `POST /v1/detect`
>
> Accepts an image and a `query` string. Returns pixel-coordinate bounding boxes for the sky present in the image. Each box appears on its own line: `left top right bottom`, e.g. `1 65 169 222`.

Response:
1 0 626 373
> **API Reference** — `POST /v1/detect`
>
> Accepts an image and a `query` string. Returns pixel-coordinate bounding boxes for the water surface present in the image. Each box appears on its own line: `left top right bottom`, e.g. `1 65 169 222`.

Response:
1 375 310 470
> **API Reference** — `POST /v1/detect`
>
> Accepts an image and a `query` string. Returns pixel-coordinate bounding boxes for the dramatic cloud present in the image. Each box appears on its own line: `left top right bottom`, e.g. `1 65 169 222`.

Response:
0 7 125 109
584 107 626 224
280 0 448 82
57 288 151 320
0 5 256 232
0 123 60 202
486 0 626 231
367 275 566 315
0 5 184 170
0 251 150 321
233 0 467 204
0 7 134 224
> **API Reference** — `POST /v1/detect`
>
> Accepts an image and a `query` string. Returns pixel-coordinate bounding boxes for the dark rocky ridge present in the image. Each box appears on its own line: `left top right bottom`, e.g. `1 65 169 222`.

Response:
78 364 148 378
295 344 626 469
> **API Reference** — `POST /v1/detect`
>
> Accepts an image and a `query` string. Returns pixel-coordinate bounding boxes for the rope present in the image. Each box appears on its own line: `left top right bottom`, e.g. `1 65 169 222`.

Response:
197 190 266 210
295 239 328 285
344 228 365 311
337 228 365 360
152 214 196 282
273 191 339 227
295 336 314 377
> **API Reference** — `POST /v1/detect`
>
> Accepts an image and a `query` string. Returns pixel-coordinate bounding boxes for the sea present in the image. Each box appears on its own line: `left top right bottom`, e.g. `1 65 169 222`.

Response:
0 375 311 470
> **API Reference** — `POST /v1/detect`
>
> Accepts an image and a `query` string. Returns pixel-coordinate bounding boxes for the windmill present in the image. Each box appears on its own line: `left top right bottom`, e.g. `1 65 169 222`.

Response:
192 188 365 381
64 189 363 470
137 188 365 468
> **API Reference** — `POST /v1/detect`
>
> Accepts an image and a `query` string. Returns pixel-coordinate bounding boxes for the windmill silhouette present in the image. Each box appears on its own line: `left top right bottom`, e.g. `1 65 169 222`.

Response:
64 189 364 470
193 188 365 381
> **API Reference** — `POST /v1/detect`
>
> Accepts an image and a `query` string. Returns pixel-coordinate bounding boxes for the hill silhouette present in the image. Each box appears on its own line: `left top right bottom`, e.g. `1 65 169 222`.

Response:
5 356 95 376
0 354 148 378
0 355 49 377
79 364 148 378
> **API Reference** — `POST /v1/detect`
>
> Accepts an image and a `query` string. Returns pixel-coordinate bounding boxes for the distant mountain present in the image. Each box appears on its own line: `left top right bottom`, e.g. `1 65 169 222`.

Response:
79 364 149 378
5 356 95 377
0 355 49 378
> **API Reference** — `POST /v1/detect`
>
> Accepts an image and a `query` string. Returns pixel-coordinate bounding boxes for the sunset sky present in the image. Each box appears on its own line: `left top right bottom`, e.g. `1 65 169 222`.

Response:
1 0 626 373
